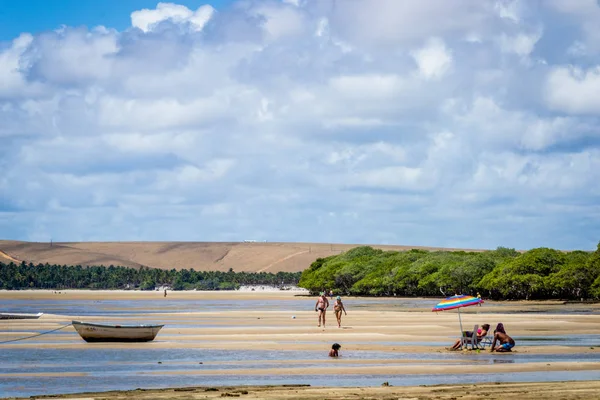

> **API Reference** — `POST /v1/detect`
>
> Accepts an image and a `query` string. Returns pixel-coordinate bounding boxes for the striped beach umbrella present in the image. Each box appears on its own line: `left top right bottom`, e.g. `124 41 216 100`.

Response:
432 294 484 336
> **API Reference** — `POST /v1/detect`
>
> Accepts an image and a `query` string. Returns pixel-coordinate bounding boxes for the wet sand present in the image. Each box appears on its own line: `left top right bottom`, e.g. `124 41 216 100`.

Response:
17 381 600 400
2 290 600 398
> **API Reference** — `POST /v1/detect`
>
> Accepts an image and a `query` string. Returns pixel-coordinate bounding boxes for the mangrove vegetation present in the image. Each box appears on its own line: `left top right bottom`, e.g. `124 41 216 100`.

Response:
298 243 600 300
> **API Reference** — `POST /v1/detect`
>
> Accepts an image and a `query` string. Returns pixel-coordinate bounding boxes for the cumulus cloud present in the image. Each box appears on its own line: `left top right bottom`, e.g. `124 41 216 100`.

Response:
411 38 453 80
1 0 599 250
131 2 215 32
545 66 600 114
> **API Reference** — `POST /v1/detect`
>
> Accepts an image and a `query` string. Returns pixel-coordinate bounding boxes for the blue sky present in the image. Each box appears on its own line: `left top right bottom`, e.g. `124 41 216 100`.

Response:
0 0 233 39
1 0 599 250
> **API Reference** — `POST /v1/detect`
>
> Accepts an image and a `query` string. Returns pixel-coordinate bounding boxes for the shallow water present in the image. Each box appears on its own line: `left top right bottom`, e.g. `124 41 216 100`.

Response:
2 296 600 398
1 297 437 315
4 297 598 316
3 370 600 398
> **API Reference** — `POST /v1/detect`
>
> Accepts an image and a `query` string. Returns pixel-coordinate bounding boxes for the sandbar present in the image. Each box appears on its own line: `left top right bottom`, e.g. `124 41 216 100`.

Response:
14 381 600 400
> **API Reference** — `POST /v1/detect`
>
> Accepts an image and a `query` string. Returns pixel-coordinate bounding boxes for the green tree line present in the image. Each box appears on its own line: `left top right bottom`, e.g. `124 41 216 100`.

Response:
298 243 600 300
0 262 301 291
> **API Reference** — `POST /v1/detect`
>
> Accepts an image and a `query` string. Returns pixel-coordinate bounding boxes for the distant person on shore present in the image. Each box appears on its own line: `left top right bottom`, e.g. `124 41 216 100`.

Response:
329 343 341 357
315 292 329 327
164 289 167 297
448 323 490 350
329 290 334 299
333 296 347 328
490 322 515 352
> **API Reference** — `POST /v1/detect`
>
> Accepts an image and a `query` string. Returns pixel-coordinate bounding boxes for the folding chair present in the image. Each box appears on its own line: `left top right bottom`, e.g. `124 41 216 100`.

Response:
460 324 478 350
477 329 493 349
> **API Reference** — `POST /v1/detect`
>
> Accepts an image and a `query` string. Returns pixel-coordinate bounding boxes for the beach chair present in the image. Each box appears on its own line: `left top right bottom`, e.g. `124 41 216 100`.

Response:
460 324 478 350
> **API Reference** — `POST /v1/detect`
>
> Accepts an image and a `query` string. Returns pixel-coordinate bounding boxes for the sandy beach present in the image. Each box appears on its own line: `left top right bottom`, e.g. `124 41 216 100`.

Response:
18 381 600 400
2 290 600 398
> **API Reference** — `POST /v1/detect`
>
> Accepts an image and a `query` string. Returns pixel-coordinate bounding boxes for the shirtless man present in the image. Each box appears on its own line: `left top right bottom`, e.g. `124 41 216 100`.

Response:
490 322 515 352
315 292 330 327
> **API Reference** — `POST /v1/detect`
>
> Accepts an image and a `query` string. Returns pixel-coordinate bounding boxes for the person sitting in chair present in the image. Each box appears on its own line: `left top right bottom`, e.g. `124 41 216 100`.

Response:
448 324 490 350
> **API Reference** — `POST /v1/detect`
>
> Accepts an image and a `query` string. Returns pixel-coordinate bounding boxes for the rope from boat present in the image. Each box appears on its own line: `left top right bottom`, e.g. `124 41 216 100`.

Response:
0 323 72 344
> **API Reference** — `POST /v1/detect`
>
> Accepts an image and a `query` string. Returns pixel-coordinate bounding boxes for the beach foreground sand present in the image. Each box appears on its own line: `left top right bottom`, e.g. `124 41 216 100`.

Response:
19 381 600 400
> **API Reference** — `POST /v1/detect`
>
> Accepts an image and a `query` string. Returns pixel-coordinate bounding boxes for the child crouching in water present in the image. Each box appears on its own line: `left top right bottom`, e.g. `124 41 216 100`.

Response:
329 343 341 357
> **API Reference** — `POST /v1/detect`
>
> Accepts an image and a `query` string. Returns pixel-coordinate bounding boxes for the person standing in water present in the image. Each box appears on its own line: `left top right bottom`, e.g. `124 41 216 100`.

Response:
333 296 347 328
315 292 329 327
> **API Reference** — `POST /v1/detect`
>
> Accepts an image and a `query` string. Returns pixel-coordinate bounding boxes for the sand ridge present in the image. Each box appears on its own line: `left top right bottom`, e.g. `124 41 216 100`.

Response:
0 240 489 272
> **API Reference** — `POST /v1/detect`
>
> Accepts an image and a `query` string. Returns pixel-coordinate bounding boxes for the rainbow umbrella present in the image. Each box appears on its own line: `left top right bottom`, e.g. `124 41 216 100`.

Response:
432 294 484 336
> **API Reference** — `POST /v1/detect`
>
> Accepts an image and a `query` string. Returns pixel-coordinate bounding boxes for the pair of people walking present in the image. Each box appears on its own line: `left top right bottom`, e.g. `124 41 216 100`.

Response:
315 292 347 328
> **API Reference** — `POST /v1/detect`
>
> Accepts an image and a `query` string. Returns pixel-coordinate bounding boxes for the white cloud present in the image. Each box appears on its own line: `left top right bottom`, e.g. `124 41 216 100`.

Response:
22 28 118 85
250 2 308 40
157 159 236 188
352 166 429 191
545 66 600 114
411 38 453 80
494 0 522 23
328 0 496 47
131 2 215 32
546 0 600 53
328 74 405 100
1 0 600 250
0 34 37 97
498 30 542 57
97 95 231 130
451 96 596 151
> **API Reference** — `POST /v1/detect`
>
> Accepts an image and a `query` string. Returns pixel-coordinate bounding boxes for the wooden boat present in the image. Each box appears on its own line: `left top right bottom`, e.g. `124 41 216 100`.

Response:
72 320 164 342
0 312 43 320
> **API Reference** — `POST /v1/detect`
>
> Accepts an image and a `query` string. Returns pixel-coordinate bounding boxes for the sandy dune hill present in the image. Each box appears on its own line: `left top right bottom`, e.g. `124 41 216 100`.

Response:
0 240 486 272
0 240 145 269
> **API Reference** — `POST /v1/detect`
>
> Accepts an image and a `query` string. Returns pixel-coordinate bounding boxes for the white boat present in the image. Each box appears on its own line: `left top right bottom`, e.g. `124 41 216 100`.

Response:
72 320 164 342
0 312 43 320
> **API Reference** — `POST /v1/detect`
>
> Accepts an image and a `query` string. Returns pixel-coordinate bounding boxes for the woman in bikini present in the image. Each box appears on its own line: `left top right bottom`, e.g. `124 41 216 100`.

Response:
448 323 490 350
333 296 347 328
315 292 329 327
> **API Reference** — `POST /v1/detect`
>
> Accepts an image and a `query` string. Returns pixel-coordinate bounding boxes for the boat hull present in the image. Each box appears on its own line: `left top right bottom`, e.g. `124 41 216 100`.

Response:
0 312 43 319
72 321 164 342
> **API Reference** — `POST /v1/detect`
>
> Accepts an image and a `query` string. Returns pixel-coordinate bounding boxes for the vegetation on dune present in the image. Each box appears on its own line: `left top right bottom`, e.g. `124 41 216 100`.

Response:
0 262 301 290
298 242 600 300
3 242 600 299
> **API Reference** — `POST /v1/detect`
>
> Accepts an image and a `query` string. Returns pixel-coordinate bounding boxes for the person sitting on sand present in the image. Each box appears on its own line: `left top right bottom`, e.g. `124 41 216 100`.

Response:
448 323 490 350
333 296 347 328
329 343 341 357
490 322 515 352
315 292 329 327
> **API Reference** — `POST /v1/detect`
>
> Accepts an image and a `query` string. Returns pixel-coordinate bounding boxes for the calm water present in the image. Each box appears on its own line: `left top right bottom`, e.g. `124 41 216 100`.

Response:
1 296 600 398
4 297 599 315
2 347 600 398
5 370 600 398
